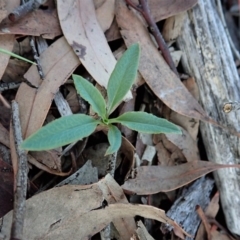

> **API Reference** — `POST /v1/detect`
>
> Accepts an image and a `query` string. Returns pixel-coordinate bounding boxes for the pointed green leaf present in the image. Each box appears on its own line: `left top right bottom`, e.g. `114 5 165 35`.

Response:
0 48 36 65
107 43 140 114
21 114 100 151
109 112 181 134
73 74 107 119
106 125 122 155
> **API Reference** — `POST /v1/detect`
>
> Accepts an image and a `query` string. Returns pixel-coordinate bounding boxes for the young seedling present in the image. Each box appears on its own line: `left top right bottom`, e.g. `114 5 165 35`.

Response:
0 48 36 65
21 43 181 155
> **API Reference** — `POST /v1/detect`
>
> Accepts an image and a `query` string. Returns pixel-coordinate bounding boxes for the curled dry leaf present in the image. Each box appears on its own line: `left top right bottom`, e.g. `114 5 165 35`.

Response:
122 160 240 195
116 0 211 123
0 9 62 39
57 0 132 101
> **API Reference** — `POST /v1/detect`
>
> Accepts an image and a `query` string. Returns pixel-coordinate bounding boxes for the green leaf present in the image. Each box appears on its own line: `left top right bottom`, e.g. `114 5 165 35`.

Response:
107 43 140 114
21 114 100 151
0 48 36 65
73 74 107 119
109 112 181 134
106 125 122 155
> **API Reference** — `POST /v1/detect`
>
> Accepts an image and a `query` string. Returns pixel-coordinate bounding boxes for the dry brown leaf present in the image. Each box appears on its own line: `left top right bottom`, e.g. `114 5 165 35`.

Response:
165 128 200 162
57 0 132 101
0 122 9 147
168 77 200 141
155 134 187 165
116 0 211 122
131 0 198 22
65 85 80 113
162 12 186 42
105 18 121 42
1 59 30 83
195 192 220 240
43 204 188 240
9 37 80 176
96 0 115 32
122 160 240 195
18 37 80 138
106 0 198 42
0 9 62 39
1 174 137 239
211 231 233 240
0 158 13 218
0 0 20 80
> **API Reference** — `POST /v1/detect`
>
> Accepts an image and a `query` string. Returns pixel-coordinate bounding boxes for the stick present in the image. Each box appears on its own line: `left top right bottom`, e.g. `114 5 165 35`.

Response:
10 100 28 240
125 0 178 76
8 0 48 22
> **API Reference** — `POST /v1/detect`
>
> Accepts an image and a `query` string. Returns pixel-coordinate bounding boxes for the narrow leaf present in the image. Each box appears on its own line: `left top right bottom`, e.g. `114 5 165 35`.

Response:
0 48 36 65
122 161 240 195
106 125 122 155
109 112 181 134
21 114 100 151
107 43 140 114
73 74 106 119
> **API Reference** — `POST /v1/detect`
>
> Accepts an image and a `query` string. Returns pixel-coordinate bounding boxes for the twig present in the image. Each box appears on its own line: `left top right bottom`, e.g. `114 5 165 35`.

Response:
8 0 48 22
100 151 117 240
216 0 240 61
10 100 28 240
125 0 178 76
0 82 20 92
29 36 44 79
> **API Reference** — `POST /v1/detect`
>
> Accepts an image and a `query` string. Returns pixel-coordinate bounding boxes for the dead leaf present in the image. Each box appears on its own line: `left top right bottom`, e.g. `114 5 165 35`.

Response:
0 122 9 147
65 85 80 113
135 221 155 240
96 0 115 32
168 77 200 141
131 0 198 22
165 128 200 162
57 0 132 101
116 0 211 122
162 12 186 42
1 174 138 240
43 203 188 240
105 18 121 42
1 59 30 83
0 9 62 39
17 36 80 138
106 0 198 42
0 0 20 80
155 134 187 165
0 105 10 129
122 160 240 195
0 158 13 217
9 37 80 177
195 192 220 240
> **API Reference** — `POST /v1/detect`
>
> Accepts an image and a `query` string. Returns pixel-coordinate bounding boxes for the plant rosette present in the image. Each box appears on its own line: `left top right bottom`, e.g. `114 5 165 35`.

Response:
21 43 181 155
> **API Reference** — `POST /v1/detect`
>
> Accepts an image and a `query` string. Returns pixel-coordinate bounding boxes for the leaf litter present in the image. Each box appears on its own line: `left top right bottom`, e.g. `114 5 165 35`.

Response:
0 0 239 239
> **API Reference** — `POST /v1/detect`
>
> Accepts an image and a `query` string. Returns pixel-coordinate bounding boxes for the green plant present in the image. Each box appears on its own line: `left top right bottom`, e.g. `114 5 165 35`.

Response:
21 43 181 154
0 48 36 65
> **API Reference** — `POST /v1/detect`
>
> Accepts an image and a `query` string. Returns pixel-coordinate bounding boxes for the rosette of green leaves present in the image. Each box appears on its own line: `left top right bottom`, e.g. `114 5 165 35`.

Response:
21 43 181 154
